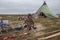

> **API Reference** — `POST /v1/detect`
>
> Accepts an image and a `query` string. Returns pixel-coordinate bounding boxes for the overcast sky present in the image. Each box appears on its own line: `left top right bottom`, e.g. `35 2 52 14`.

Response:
0 0 60 14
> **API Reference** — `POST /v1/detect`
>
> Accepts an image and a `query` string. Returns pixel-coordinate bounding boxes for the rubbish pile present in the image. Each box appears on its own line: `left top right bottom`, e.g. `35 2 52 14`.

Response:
3 29 35 40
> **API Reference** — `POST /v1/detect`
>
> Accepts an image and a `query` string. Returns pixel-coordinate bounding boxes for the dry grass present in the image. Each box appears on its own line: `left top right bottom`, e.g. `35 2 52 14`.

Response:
33 18 60 32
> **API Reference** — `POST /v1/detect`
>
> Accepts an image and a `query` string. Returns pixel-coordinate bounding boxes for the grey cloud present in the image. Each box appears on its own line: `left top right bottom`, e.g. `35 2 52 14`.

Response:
0 0 60 14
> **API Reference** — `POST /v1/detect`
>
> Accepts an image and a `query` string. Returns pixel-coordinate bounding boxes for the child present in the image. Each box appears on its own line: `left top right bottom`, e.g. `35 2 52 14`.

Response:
25 14 36 30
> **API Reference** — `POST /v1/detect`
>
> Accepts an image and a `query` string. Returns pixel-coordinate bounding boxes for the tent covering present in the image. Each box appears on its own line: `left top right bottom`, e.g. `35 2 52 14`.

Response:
35 1 59 18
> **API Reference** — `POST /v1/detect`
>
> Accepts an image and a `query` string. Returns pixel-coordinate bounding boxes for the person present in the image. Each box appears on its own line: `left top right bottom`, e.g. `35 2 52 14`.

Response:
25 14 36 30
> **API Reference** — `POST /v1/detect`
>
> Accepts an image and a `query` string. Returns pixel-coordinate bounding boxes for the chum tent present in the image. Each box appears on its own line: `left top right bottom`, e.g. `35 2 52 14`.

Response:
34 1 59 18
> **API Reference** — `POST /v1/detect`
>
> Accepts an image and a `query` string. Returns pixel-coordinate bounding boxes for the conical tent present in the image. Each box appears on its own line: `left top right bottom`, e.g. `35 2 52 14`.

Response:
35 1 59 18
